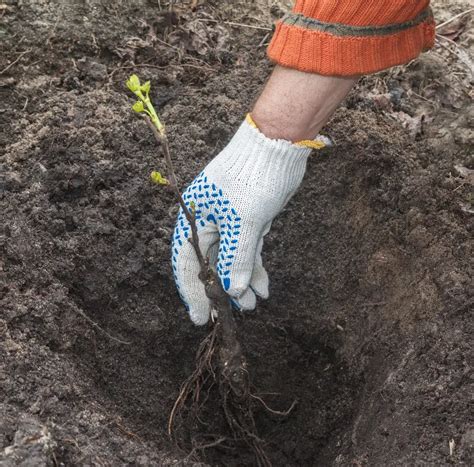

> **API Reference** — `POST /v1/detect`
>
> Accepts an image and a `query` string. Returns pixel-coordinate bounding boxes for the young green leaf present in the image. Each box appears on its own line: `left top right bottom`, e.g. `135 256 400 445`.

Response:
132 101 145 113
150 171 170 185
141 80 151 95
126 74 141 93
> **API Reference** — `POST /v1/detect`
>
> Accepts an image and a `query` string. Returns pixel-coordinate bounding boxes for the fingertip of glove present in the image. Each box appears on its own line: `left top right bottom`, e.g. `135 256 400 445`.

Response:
225 285 247 299
234 287 257 311
222 277 251 298
252 286 269 300
250 270 269 300
188 307 210 326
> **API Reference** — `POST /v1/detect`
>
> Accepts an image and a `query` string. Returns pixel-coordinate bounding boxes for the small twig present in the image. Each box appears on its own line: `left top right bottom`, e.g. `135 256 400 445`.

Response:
74 308 131 345
114 418 143 441
46 6 63 46
436 8 474 30
154 35 182 52
408 90 436 106
435 37 474 75
197 18 272 31
91 33 100 52
436 34 461 47
258 33 270 48
0 50 30 75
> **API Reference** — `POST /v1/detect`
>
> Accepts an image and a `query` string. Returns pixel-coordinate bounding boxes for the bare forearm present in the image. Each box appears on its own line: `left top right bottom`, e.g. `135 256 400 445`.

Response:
251 66 357 142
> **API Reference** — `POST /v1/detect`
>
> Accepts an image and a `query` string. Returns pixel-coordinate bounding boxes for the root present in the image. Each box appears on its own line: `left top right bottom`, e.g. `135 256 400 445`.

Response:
250 394 298 417
168 270 295 467
183 436 228 463
168 324 218 436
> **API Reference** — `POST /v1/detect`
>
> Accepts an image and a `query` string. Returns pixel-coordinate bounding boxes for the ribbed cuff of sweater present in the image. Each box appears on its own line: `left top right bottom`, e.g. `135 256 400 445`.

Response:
267 0 435 76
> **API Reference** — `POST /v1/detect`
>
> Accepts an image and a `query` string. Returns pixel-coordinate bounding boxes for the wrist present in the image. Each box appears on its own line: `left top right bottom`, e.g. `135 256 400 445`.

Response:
251 66 357 142
250 107 324 142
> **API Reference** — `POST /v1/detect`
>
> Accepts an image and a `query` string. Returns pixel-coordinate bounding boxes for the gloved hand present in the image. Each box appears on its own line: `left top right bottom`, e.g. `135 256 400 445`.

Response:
172 115 328 325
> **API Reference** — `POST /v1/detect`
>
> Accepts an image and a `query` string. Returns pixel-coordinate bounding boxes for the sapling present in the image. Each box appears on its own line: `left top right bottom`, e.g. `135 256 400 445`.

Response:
126 75 293 466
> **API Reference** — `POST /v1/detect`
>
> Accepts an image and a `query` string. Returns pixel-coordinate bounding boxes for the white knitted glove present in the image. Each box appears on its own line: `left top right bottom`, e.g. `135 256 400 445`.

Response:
172 116 328 325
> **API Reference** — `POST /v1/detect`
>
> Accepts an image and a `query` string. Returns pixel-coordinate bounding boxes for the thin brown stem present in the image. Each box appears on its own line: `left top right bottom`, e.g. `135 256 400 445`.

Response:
144 115 207 271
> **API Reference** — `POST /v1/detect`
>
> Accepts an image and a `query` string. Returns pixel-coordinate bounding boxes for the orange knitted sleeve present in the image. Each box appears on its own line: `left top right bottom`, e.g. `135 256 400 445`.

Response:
267 0 435 76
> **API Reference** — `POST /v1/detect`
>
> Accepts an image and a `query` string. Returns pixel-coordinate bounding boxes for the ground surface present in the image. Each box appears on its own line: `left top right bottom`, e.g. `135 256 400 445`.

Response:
1 0 473 465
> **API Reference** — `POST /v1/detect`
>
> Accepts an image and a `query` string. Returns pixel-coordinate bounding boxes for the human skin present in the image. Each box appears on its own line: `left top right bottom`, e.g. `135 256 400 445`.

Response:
251 65 358 142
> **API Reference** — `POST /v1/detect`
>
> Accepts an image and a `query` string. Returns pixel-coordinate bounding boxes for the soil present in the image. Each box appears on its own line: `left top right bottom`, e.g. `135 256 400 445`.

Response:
1 1 473 466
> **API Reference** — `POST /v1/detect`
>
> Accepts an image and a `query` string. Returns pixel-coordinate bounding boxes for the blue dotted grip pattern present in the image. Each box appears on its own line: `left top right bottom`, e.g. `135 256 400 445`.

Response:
172 171 242 295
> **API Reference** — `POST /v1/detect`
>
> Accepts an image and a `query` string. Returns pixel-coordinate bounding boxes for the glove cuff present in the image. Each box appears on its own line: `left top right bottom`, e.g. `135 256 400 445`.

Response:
221 116 328 188
245 113 331 150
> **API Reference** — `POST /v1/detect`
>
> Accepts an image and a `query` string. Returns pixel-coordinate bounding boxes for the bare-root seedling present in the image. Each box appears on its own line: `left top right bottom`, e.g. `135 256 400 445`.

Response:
126 75 295 466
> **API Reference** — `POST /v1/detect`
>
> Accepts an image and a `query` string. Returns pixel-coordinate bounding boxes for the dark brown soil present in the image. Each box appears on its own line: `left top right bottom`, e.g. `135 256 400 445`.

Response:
1 1 473 466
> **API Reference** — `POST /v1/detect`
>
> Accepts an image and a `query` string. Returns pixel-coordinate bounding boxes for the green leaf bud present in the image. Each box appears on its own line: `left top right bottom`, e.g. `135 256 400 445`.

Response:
132 101 145 113
126 74 141 92
141 80 151 95
150 171 169 185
